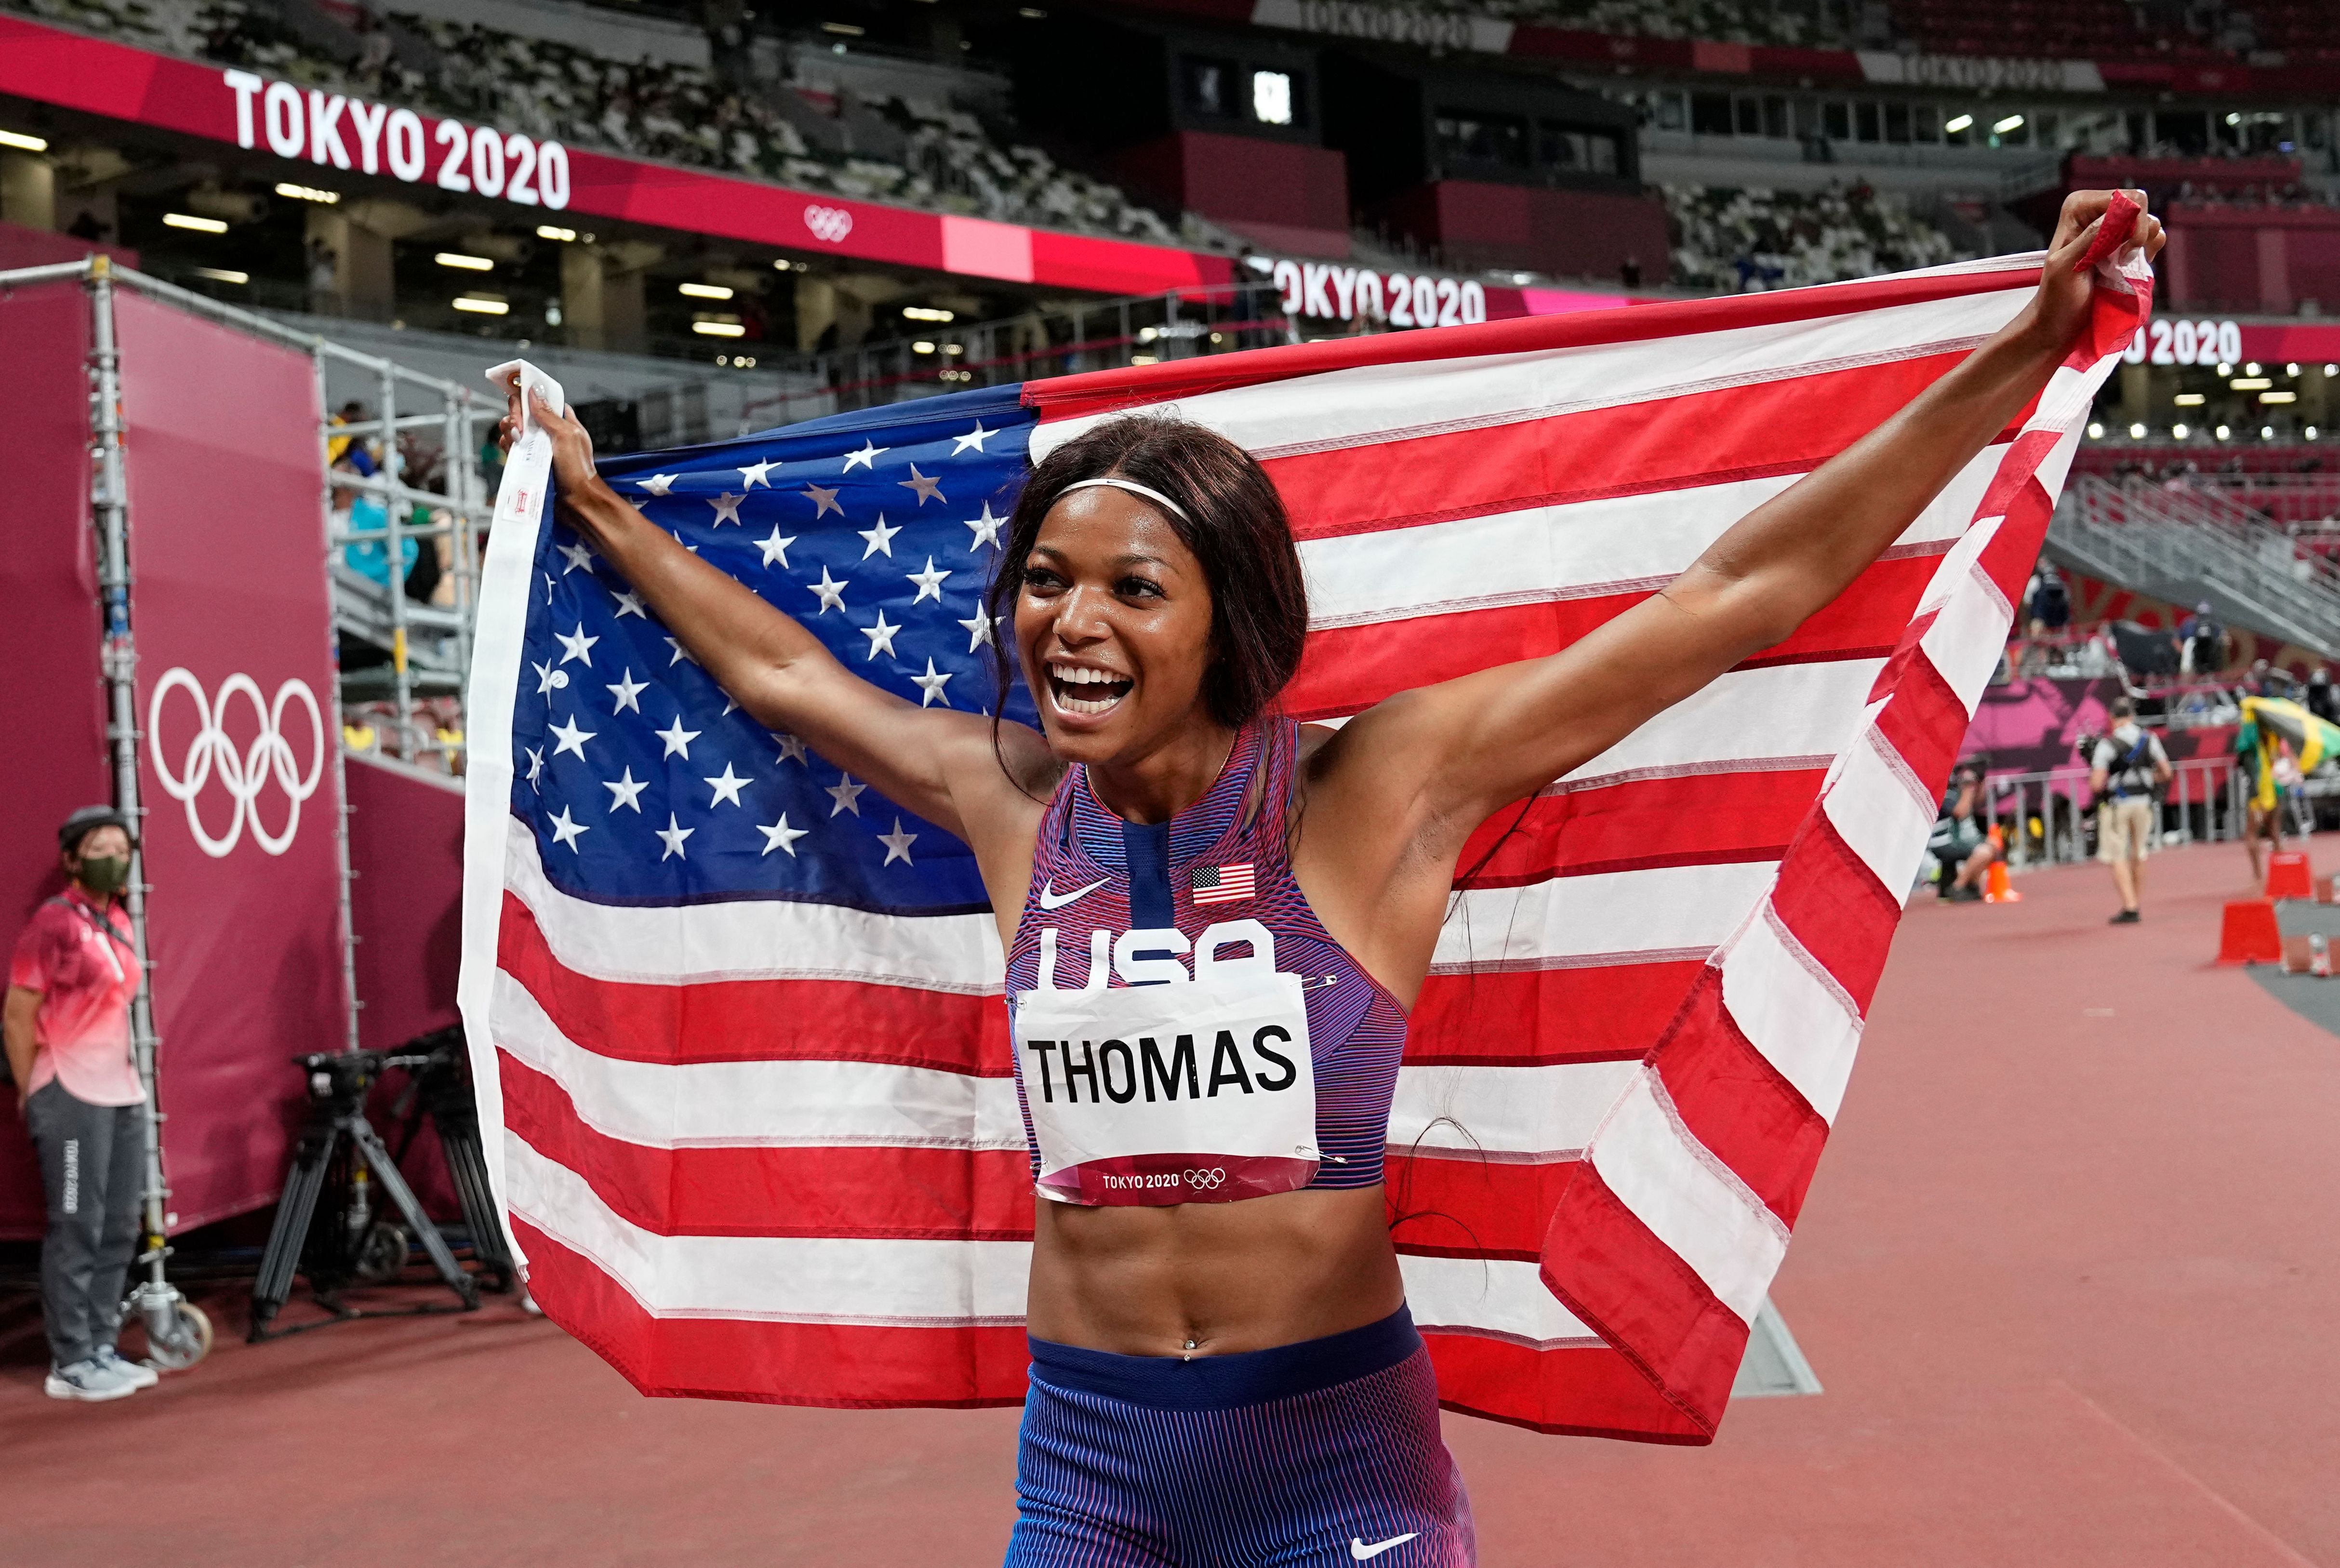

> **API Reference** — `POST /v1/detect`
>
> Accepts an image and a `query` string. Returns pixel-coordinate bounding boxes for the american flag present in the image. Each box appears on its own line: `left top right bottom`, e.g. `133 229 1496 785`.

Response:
461 249 2148 1441
1190 862 1257 906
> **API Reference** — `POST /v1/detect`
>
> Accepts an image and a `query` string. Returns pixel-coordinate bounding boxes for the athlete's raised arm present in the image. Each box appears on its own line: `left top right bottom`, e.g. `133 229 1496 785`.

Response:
1318 188 2163 854
501 391 1056 847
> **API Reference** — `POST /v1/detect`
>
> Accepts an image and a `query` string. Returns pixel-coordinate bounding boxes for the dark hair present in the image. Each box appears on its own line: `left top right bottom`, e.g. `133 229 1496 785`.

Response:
985 416 1307 729
2109 696 2136 720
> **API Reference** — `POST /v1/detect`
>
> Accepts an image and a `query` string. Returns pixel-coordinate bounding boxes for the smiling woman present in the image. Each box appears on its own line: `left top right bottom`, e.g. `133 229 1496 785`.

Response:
497 186 2163 1568
989 418 1306 749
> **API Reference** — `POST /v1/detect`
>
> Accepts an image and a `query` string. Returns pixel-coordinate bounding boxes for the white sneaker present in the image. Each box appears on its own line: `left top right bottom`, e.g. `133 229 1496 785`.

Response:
44 1357 138 1402
96 1346 160 1390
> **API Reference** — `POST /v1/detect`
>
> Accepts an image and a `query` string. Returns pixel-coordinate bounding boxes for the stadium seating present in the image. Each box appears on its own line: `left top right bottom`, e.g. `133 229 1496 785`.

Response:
1662 181 1964 292
3 0 1190 247
1465 0 1853 47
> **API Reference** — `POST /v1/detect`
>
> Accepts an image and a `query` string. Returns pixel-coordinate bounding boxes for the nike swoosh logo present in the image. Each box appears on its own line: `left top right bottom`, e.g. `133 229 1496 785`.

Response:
1351 1536 1418 1561
1036 877 1109 911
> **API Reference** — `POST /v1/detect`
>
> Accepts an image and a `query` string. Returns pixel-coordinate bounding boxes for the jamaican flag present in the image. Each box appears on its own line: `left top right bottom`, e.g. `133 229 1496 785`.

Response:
2237 696 2340 810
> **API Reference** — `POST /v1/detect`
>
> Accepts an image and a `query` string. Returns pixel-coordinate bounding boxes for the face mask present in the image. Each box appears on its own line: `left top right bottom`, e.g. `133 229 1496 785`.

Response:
76 855 130 896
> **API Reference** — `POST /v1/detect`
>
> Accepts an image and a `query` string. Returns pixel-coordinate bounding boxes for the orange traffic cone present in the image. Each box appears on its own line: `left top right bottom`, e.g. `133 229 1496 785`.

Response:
1982 827 2021 902
2266 850 2314 901
2218 899 2284 965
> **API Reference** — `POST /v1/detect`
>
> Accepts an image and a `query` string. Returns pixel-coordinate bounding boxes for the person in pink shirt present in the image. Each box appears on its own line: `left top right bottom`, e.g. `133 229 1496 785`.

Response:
4 806 160 1401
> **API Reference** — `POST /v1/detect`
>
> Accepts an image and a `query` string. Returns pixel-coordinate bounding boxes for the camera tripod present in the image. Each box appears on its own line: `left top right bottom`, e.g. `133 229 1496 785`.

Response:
248 1030 506 1340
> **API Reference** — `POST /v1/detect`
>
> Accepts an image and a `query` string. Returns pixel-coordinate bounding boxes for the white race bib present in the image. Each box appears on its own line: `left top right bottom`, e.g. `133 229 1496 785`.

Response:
1011 967 1317 1206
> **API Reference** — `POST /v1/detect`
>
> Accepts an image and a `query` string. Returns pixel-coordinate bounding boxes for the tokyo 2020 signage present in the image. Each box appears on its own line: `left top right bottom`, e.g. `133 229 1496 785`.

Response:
220 69 570 211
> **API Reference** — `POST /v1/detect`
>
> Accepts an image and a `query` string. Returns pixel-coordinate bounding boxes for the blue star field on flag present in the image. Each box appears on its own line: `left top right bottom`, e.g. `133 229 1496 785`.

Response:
507 385 1037 915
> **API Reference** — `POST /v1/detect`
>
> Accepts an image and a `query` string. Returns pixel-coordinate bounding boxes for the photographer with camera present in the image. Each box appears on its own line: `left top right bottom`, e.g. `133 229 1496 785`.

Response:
1929 757 1998 903
2090 697 2170 926
3 807 160 1401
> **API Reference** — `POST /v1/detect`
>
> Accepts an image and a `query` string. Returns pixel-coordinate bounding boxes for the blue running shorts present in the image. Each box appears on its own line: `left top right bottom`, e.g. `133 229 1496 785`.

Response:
1005 1305 1475 1567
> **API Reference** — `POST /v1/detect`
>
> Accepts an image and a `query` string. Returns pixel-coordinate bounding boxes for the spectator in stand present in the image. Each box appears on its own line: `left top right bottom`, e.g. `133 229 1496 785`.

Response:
2309 667 2338 725
1928 756 1998 903
2248 658 2295 699
2179 600 2226 677
4 807 158 1402
2025 564 2072 637
2091 698 2171 925
305 237 338 314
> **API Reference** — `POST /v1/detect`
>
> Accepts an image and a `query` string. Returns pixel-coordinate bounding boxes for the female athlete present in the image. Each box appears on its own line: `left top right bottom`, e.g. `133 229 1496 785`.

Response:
505 191 2159 1566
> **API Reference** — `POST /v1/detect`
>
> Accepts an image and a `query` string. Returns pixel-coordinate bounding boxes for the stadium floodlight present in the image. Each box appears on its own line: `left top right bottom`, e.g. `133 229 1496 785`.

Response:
275 182 339 204
1252 70 1294 127
453 296 509 315
2231 377 2272 390
192 267 249 284
2287 363 2301 376
903 306 954 322
2216 425 2232 439
2086 422 2104 438
2172 424 2188 439
692 319 746 337
0 128 51 151
2262 391 2298 404
679 282 734 299
2217 362 2233 376
2327 365 2339 377
436 252 494 271
163 212 228 233
2309 426 2320 439
537 225 578 242
2174 393 2205 406
2227 113 2242 126
912 341 937 354
1993 115 2025 134
2262 426 2276 439
2247 361 2261 374
1943 114 1973 133
2128 422 2146 439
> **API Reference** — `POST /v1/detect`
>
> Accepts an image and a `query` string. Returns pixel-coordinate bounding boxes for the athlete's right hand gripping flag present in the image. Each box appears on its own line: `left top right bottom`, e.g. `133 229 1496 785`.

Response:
462 246 2151 1442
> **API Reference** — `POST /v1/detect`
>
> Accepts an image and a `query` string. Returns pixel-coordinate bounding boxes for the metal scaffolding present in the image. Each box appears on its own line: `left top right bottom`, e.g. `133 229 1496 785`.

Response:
0 256 499 1341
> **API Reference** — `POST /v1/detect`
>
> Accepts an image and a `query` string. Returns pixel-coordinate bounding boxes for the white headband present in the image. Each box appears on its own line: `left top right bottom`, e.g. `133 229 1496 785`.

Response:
1058 476 1189 521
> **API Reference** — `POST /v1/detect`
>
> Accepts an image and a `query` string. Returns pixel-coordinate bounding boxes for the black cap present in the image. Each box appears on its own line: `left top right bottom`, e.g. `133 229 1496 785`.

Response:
58 805 133 857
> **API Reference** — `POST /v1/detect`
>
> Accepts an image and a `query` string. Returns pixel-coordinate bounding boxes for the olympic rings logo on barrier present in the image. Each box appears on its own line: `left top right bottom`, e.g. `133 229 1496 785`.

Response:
1183 1168 1226 1190
803 203 854 243
147 668 326 858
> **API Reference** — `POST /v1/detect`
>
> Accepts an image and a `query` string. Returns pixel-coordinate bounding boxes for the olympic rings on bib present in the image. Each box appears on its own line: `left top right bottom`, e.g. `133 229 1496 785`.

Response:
1183 1168 1227 1190
147 667 325 858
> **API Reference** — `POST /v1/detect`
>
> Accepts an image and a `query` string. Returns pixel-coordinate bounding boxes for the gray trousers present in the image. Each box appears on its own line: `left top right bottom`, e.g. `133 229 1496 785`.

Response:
25 1081 145 1366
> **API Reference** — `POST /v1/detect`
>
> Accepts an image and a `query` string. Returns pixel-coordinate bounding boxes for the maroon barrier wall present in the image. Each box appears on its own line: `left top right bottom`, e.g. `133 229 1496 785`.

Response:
114 290 346 1233
346 751 464 1053
0 217 135 272
347 750 468 1218
0 283 111 1238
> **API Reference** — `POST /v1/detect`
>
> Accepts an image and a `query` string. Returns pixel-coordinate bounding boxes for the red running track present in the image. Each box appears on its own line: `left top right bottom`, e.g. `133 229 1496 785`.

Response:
1 841 2335 1566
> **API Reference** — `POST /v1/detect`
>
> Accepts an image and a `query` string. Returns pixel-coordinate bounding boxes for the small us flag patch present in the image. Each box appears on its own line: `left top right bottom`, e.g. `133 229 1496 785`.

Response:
1191 863 1256 905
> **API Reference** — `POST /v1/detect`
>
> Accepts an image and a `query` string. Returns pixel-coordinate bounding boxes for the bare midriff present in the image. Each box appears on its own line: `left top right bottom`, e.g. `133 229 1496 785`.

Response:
1024 1183 1406 1357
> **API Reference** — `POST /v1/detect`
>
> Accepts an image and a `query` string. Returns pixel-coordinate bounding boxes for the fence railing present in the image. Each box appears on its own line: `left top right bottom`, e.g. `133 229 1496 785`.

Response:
1977 757 2268 872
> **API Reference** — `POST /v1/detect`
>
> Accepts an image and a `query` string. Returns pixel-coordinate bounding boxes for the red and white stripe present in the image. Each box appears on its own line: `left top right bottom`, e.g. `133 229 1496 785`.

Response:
465 251 2149 1437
